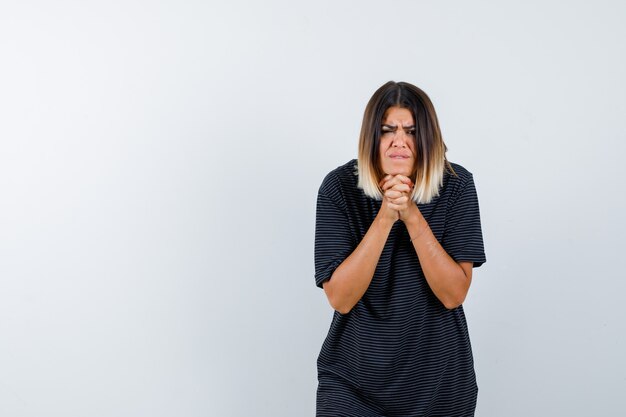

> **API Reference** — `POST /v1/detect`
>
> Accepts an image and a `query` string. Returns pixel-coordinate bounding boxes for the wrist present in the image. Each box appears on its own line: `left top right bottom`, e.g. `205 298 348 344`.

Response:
374 210 397 229
403 205 426 240
400 203 419 224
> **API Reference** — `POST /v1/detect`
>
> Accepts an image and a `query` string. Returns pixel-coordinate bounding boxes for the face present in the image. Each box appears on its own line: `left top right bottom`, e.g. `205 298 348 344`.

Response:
378 106 416 177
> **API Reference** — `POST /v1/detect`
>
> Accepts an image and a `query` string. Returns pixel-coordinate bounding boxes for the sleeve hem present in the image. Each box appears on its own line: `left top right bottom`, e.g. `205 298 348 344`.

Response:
314 259 343 288
452 254 487 268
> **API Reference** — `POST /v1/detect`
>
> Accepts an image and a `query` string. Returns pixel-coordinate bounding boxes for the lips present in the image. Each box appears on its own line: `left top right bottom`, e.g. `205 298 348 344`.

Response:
388 152 411 159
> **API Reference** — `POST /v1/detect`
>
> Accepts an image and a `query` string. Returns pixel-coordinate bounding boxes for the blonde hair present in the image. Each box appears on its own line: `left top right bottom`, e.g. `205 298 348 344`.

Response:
357 81 456 204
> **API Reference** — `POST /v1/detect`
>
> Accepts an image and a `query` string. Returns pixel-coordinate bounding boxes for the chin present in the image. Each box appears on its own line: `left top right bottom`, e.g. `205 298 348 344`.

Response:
382 164 414 177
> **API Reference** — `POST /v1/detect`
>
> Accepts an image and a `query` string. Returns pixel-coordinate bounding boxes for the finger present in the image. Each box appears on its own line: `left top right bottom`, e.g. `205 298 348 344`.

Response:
381 175 406 191
389 183 412 193
389 196 409 206
384 189 404 199
395 174 412 184
379 175 394 188
385 174 413 188
387 202 408 212
397 174 414 185
380 180 395 192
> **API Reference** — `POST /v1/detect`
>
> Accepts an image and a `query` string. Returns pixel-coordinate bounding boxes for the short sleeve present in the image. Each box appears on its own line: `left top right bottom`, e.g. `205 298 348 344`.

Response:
314 179 356 288
441 174 487 268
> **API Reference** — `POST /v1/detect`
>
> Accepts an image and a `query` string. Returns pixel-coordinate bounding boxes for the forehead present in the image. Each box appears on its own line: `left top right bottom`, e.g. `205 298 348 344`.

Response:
382 107 414 125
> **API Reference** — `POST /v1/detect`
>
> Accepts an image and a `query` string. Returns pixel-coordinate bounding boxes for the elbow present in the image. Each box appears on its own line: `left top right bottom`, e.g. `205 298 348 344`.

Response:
442 272 471 310
328 296 354 315
335 304 353 315
443 300 462 310
442 293 466 310
323 282 355 314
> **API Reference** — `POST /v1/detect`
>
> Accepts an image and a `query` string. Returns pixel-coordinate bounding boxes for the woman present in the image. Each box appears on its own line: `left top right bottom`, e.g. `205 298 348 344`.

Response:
314 81 487 417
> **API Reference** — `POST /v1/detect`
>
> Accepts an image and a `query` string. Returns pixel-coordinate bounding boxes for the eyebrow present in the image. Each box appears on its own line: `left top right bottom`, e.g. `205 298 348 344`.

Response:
381 124 416 130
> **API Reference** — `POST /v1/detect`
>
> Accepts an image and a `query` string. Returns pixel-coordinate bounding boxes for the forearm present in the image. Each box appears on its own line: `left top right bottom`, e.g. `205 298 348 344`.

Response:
323 214 395 314
404 205 470 309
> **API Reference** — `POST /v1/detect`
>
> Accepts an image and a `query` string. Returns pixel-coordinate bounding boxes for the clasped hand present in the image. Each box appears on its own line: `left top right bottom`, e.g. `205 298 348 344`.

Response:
379 174 415 221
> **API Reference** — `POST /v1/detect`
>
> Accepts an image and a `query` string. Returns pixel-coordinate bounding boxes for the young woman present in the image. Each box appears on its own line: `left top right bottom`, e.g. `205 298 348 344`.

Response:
314 81 487 416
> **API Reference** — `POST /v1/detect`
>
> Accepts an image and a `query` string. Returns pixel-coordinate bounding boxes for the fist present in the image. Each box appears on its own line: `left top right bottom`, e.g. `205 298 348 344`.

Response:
380 174 413 209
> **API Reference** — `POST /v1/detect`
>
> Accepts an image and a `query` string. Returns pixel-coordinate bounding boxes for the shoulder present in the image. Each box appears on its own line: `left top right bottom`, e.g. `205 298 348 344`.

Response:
318 159 359 197
443 161 478 203
446 161 474 183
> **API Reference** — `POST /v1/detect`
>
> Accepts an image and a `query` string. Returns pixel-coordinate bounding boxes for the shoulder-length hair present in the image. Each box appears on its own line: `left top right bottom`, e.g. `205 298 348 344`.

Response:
357 81 456 204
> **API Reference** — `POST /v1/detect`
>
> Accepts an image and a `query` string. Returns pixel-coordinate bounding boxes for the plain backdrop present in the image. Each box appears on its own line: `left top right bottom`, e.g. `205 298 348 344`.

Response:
1 1 625 416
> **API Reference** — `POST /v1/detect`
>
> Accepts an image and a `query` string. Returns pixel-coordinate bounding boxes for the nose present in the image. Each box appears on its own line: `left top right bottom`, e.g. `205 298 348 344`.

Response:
391 130 408 147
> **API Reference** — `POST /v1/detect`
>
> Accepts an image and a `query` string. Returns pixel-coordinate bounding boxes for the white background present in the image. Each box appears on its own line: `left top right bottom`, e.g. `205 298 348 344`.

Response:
1 1 625 416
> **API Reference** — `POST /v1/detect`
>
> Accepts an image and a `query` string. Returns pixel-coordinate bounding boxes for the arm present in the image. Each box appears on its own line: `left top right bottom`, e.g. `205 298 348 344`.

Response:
403 205 473 309
382 175 473 310
322 201 398 315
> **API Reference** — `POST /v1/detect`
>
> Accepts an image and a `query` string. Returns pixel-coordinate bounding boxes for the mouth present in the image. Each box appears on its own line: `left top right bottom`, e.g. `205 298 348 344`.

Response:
388 153 411 159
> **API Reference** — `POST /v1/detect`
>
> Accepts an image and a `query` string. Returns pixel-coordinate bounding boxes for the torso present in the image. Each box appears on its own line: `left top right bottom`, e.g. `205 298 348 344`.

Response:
316 159 478 414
